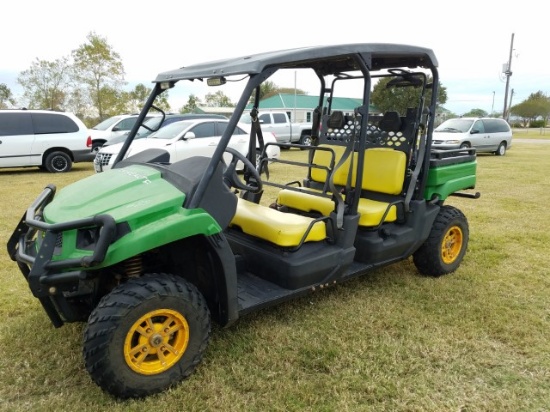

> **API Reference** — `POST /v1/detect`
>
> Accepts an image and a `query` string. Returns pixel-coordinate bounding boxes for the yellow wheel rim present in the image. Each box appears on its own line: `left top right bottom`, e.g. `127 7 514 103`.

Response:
441 225 463 264
124 309 189 375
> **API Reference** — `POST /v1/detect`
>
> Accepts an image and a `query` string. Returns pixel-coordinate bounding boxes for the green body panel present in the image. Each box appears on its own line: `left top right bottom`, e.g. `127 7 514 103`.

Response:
43 165 222 267
424 161 477 200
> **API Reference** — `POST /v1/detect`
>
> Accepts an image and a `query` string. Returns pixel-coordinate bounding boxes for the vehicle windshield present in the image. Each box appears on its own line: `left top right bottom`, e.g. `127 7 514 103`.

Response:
149 121 194 140
434 119 474 133
134 116 171 137
238 114 252 124
92 117 122 130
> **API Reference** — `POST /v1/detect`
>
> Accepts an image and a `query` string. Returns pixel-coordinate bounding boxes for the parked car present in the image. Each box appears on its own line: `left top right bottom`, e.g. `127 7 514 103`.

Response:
0 109 92 172
101 113 228 148
432 117 512 155
94 118 280 173
89 114 159 154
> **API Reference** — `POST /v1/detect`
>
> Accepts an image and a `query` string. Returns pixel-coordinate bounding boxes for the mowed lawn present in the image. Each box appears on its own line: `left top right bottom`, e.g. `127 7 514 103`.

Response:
0 136 549 412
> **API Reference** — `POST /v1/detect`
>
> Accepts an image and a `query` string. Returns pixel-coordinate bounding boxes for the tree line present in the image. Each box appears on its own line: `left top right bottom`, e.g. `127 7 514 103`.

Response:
1 32 548 127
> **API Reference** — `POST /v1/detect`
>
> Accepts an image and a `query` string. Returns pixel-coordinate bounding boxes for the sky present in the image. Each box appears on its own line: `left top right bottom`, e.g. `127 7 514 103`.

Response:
1 0 548 116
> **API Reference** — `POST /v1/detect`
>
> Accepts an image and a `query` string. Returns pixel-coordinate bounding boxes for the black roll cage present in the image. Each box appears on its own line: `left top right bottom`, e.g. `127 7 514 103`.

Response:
114 43 439 214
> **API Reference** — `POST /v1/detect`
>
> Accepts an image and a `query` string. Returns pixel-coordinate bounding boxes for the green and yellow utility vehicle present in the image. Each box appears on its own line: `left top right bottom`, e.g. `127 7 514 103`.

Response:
8 43 479 398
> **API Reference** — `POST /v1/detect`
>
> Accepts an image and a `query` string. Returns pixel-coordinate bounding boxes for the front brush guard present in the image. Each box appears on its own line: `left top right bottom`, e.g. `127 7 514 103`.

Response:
7 185 117 326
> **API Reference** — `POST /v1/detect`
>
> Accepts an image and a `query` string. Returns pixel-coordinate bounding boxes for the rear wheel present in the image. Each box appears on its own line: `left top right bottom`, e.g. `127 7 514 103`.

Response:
413 205 469 277
91 141 104 155
44 151 72 173
300 134 312 146
495 142 506 156
83 273 211 399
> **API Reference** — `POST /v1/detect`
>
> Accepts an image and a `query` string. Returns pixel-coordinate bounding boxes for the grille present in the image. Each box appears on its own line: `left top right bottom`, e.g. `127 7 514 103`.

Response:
95 153 113 166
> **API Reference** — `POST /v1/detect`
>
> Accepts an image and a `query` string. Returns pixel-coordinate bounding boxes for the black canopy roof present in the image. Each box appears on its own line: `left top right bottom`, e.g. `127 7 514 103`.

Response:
154 43 438 83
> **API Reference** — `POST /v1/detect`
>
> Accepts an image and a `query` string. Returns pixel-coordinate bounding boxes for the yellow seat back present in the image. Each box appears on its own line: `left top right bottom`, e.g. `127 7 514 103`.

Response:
360 148 406 195
310 145 354 187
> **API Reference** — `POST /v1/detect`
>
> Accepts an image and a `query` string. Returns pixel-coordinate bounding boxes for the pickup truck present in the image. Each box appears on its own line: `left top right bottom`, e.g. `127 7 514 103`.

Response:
241 110 313 145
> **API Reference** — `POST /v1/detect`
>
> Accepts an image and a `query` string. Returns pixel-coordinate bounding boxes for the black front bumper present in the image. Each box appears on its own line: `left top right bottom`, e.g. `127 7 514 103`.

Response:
7 185 117 327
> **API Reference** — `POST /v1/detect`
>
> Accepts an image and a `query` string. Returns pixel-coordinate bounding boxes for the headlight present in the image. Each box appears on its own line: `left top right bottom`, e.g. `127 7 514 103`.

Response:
77 228 101 250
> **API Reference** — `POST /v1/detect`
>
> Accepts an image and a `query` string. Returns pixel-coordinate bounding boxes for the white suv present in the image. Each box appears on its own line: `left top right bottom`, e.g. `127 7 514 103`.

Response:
0 109 92 173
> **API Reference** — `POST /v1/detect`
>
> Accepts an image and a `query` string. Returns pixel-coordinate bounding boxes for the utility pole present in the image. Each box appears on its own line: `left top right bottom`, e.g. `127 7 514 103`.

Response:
503 33 515 120
491 91 495 115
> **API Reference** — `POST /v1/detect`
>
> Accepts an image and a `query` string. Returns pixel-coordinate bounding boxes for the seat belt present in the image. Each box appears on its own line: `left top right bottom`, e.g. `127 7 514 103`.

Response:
248 108 268 180
404 133 426 212
331 113 357 230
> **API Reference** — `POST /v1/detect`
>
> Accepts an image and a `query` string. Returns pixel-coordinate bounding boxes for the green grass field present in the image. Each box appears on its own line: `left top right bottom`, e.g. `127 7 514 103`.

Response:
1 136 549 411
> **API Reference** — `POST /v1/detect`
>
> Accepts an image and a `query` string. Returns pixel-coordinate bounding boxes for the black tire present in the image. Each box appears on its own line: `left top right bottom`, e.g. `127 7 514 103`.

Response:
44 151 72 173
459 142 470 149
300 135 313 146
83 273 211 399
413 205 469 277
495 142 506 156
91 141 104 155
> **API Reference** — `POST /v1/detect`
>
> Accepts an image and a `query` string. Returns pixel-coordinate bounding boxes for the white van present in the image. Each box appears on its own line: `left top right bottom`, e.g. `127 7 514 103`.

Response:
432 117 512 155
0 109 92 172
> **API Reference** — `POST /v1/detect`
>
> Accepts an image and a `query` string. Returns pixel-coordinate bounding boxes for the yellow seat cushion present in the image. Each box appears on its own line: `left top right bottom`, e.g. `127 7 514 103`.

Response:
357 198 397 227
277 188 335 216
230 198 326 247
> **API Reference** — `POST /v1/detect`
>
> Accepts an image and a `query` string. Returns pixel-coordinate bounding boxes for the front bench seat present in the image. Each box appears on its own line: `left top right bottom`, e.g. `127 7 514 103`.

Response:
229 198 326 247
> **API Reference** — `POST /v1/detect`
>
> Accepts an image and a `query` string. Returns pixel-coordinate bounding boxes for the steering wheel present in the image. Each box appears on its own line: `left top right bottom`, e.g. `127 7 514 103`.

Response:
223 147 263 193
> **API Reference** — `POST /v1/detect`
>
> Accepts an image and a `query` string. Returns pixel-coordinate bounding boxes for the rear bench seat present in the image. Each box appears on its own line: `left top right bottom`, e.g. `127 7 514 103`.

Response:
276 144 351 216
229 197 326 247
276 146 407 227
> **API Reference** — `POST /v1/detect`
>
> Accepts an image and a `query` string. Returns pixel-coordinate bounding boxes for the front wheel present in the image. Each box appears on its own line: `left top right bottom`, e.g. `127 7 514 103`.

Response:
495 142 506 156
413 205 469 277
83 273 211 399
44 151 72 173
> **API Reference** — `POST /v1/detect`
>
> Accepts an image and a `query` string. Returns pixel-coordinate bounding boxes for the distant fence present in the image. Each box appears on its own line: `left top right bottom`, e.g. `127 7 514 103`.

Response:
512 128 549 136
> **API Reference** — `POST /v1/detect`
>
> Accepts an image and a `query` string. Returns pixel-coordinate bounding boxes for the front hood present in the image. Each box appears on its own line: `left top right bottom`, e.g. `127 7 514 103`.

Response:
44 164 185 223
432 131 467 142
126 139 173 157
99 138 172 156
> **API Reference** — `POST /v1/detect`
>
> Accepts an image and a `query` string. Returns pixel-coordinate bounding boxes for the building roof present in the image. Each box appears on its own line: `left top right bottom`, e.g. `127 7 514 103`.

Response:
246 93 378 113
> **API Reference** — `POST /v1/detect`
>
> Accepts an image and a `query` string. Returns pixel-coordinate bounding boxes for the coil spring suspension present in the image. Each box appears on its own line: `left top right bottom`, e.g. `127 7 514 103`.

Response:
124 255 142 277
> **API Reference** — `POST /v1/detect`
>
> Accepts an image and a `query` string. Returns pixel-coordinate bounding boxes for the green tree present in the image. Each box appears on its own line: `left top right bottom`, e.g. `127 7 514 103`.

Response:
462 108 488 117
510 91 550 126
371 76 447 115
124 83 170 114
180 94 202 113
0 83 17 108
248 81 307 105
249 81 277 105
510 92 550 127
204 90 234 107
17 57 72 110
72 32 125 120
